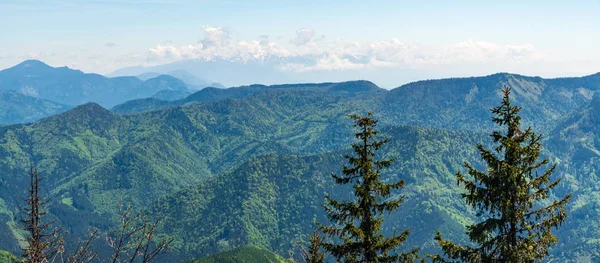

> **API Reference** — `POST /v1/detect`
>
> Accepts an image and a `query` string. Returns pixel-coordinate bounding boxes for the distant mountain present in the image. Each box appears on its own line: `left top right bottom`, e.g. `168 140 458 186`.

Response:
107 54 424 88
142 74 189 92
0 60 193 108
151 90 191 101
132 70 224 90
0 90 71 124
112 72 600 134
378 72 600 131
111 80 385 114
136 72 162 81
109 56 296 87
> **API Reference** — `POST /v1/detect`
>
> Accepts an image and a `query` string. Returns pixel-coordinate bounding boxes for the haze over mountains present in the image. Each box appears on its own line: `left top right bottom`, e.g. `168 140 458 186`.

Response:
0 60 228 124
1 59 600 261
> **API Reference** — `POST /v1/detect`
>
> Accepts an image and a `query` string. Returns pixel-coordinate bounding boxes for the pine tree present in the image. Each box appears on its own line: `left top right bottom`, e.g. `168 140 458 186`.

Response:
301 230 325 263
319 113 418 263
20 165 62 263
434 86 571 263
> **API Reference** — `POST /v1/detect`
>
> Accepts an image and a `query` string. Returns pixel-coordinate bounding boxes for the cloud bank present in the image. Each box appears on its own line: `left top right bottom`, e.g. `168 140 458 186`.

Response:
12 24 586 88
137 25 546 75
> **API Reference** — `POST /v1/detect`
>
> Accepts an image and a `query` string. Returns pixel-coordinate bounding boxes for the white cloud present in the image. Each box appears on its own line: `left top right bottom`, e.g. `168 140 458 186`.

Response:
290 28 315 46
280 53 398 72
144 26 290 64
200 25 230 48
436 40 545 65
20 52 57 60
130 25 547 73
105 42 117 47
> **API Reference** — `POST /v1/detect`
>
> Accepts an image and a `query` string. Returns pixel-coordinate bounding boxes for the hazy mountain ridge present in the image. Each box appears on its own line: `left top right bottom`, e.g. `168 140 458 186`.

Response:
113 71 600 133
0 90 72 124
111 80 384 114
0 60 194 109
135 70 225 89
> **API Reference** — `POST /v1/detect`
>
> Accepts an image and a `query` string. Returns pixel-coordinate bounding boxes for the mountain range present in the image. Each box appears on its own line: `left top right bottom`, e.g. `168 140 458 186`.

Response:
0 60 600 262
106 54 428 88
0 60 224 124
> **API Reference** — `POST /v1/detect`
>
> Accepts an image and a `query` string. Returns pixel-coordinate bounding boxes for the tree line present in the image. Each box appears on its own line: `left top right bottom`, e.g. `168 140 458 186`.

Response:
303 86 570 263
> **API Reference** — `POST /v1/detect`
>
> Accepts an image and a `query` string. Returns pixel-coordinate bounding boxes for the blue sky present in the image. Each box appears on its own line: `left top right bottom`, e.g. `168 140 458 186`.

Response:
1 0 599 86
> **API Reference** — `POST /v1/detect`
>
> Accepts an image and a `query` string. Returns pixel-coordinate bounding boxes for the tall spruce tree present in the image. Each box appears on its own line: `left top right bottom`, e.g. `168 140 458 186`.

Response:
434 86 570 263
319 113 418 263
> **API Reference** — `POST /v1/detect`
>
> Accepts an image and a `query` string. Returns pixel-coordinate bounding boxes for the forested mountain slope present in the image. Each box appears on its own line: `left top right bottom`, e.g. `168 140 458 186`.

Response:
0 90 372 251
113 73 600 134
0 73 599 262
0 90 71 124
380 72 600 131
148 126 488 261
184 246 289 263
111 80 384 114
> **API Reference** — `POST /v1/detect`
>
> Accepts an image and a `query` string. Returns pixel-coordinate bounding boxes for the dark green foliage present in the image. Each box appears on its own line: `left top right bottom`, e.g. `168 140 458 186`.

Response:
319 113 418 262
145 125 487 262
0 250 19 263
148 154 340 261
302 230 325 263
184 246 289 263
435 87 571 262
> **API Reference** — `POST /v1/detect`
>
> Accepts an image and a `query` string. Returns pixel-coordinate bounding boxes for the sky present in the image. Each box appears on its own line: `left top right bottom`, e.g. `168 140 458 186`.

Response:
1 0 599 87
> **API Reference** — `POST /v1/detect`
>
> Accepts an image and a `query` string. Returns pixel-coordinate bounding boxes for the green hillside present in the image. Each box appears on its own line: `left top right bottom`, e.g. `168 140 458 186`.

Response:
0 74 600 261
0 90 370 252
147 126 487 261
111 80 384 114
185 246 288 263
0 250 17 263
379 73 600 131
0 90 71 124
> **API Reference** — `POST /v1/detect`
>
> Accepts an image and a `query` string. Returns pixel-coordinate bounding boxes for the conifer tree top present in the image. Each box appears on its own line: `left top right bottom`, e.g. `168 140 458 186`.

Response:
434 86 570 263
319 113 419 263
